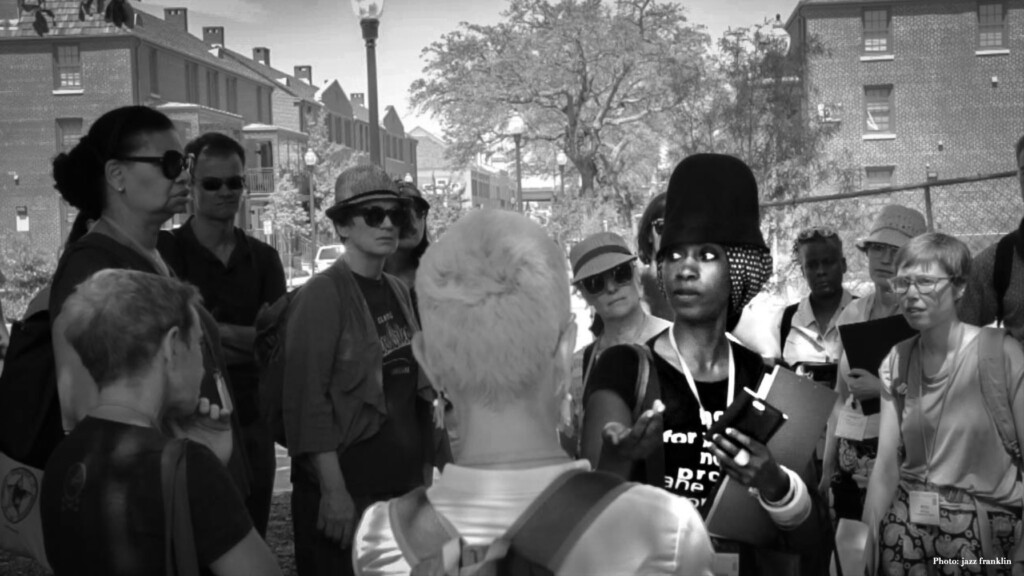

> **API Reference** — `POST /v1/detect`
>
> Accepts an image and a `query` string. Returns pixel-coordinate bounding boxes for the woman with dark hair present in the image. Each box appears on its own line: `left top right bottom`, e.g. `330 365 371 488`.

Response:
636 192 673 322
384 180 430 318
582 154 828 575
48 106 251 496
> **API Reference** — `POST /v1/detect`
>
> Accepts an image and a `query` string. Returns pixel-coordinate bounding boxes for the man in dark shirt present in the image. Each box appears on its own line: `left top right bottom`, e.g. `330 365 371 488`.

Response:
41 269 280 576
158 132 286 536
283 165 440 576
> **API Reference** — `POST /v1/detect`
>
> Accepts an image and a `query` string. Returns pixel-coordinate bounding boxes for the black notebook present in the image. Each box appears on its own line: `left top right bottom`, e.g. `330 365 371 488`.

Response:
839 315 917 376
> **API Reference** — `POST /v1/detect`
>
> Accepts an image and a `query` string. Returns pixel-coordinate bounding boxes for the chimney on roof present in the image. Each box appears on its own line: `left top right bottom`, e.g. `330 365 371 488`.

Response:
253 47 270 67
294 66 313 85
202 26 224 47
164 8 188 33
351 93 365 106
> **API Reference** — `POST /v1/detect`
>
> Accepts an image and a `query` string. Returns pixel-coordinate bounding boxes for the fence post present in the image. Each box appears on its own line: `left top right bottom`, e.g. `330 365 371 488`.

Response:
923 185 935 232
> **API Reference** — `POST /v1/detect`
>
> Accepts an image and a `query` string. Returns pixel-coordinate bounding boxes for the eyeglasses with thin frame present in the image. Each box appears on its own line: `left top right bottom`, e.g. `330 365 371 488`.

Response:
352 205 411 229
865 242 899 258
889 275 953 295
199 176 247 192
116 150 193 181
579 262 634 296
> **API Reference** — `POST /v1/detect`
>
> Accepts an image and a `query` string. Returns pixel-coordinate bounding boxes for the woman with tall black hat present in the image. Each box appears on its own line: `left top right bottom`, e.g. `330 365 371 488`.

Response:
581 154 829 575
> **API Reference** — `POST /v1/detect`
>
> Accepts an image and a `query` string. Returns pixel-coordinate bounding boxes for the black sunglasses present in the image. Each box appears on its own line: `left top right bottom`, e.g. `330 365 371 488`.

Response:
580 262 634 296
116 150 193 181
200 176 247 192
353 205 410 228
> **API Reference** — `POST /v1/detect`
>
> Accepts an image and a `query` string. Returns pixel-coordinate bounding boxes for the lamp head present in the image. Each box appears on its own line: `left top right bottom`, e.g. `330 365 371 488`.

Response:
507 115 525 136
556 152 568 168
304 149 318 167
350 0 384 21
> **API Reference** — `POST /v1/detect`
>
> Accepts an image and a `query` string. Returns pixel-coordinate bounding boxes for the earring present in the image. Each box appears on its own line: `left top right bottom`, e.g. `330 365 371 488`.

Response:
558 393 574 433
432 392 447 430
118 186 126 193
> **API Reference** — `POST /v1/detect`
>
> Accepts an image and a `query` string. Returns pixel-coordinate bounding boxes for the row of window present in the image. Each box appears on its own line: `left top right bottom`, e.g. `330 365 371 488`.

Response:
863 2 1010 52
53 44 256 121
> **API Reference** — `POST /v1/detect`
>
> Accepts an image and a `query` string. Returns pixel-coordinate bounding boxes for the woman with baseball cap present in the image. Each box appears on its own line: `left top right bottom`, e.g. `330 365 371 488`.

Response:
820 204 928 526
564 232 671 457
581 153 828 575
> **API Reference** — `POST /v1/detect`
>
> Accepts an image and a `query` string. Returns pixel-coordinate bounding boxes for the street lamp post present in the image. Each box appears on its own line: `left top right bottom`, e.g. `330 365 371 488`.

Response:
556 151 567 198
304 149 318 270
352 0 385 167
508 115 525 213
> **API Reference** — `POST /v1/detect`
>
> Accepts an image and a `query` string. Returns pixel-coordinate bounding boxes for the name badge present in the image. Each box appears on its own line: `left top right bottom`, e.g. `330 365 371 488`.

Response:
835 407 868 441
908 490 941 526
713 553 740 576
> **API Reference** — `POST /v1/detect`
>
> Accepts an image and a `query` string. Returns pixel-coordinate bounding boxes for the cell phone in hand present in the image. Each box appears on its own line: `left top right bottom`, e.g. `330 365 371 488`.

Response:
704 387 788 445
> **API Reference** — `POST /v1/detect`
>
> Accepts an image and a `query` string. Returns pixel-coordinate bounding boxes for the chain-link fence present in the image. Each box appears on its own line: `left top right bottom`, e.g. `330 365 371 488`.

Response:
761 170 1020 298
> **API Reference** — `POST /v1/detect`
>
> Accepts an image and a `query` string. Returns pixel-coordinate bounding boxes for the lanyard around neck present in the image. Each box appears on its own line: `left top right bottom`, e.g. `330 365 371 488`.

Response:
667 327 735 429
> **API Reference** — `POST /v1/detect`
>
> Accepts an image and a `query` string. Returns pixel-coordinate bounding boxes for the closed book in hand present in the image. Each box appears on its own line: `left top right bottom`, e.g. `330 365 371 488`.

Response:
839 315 917 376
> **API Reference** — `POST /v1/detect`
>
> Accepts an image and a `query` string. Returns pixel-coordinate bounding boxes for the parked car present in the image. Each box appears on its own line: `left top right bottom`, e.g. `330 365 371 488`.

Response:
314 244 345 273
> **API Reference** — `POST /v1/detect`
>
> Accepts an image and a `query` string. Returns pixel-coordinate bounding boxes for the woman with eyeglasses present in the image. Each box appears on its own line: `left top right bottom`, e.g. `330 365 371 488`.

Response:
862 232 1024 575
820 205 927 525
49 106 250 487
565 232 671 457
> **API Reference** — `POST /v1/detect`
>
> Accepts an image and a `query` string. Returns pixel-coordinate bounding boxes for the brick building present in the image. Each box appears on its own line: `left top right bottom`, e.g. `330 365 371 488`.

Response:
411 126 514 210
786 0 1024 187
0 2 418 254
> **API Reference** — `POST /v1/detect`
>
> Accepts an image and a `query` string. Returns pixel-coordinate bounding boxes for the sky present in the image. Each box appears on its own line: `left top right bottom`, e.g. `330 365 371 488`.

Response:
134 0 798 136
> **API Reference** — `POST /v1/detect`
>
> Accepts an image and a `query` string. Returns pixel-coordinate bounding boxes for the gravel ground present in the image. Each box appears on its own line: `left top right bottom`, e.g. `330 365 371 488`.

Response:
0 493 298 575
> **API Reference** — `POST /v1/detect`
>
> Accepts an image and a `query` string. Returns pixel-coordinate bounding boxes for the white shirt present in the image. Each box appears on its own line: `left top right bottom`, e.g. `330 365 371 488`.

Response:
353 461 715 576
781 290 855 367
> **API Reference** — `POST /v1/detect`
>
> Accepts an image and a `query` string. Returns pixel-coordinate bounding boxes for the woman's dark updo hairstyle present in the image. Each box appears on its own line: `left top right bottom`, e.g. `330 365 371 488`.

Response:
637 192 667 266
52 106 176 220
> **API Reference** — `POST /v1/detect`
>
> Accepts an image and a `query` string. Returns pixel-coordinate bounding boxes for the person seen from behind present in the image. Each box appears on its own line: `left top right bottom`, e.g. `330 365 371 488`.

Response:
41 269 280 576
354 209 714 575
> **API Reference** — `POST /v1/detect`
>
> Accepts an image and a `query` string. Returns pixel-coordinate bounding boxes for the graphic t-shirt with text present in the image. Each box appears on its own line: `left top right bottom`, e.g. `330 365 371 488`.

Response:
340 273 424 496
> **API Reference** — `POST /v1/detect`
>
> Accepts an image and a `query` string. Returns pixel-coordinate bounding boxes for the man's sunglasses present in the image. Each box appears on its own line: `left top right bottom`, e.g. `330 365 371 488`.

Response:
353 205 410 228
199 176 247 192
579 262 634 296
116 151 193 181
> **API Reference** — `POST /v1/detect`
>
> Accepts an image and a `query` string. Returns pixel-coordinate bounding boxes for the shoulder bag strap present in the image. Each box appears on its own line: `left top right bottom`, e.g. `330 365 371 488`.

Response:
994 231 1017 326
389 487 460 570
628 344 665 485
977 328 1023 469
504 470 629 572
162 439 200 576
779 303 799 357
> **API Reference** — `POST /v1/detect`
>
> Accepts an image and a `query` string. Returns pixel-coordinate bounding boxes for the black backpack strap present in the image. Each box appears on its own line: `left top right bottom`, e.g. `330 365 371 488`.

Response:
162 439 199 576
627 343 665 485
506 470 630 571
994 231 1017 325
779 303 799 357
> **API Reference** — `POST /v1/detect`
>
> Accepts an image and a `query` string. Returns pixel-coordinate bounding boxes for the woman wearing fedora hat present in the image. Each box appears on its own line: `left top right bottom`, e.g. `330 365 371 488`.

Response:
581 154 827 575
820 204 928 525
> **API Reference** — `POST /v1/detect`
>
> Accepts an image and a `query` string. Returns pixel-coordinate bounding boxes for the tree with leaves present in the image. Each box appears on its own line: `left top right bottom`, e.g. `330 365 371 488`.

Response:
264 108 368 252
410 0 708 218
419 180 468 242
